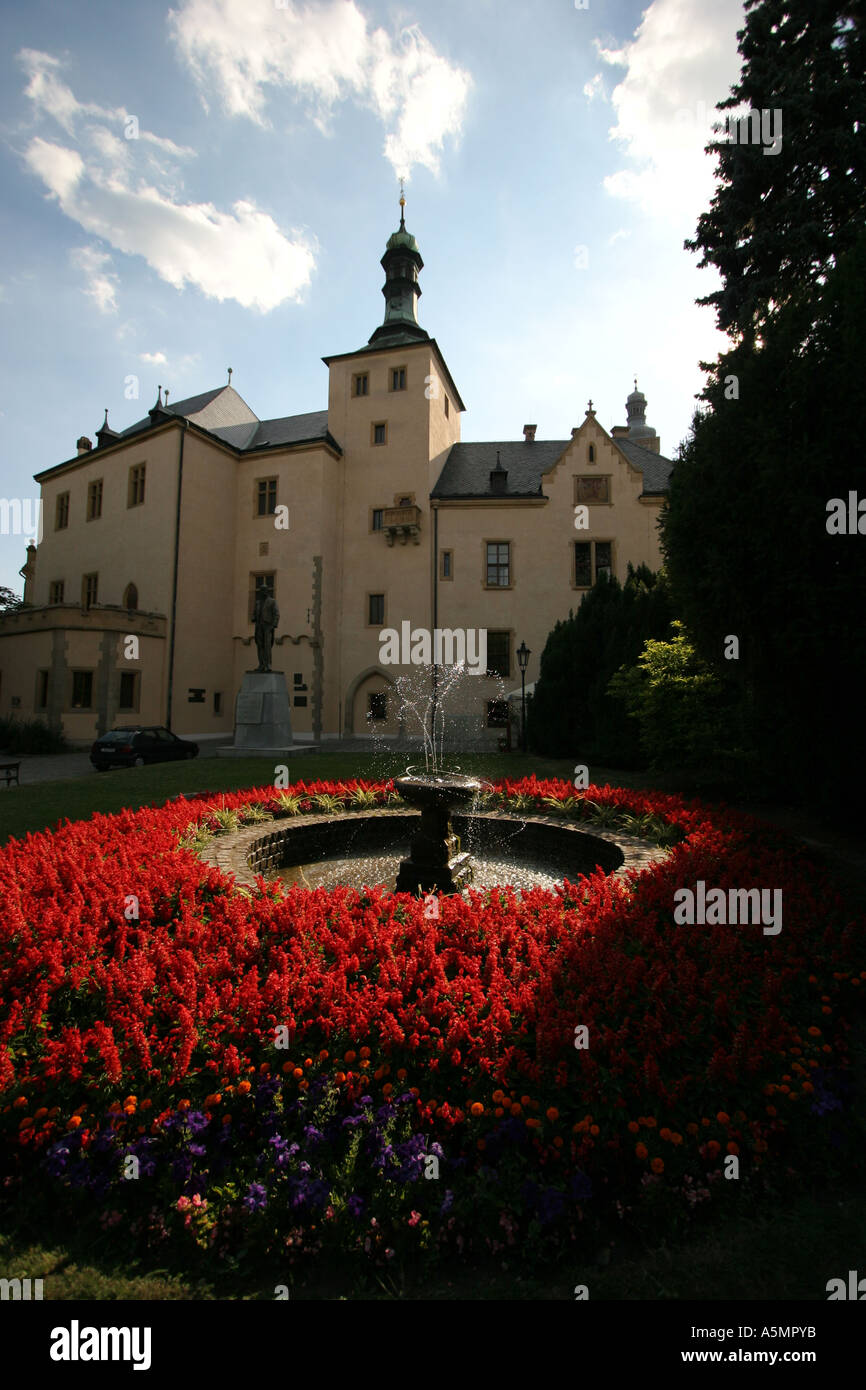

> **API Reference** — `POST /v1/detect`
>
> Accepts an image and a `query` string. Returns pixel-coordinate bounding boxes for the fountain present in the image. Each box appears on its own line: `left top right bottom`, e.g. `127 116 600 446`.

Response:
394 771 490 894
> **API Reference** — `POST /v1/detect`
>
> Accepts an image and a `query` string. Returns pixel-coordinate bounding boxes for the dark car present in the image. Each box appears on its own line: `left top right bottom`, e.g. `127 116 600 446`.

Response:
90 726 199 771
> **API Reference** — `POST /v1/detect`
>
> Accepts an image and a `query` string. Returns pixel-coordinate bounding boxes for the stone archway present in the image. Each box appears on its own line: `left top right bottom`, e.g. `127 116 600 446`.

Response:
344 665 399 736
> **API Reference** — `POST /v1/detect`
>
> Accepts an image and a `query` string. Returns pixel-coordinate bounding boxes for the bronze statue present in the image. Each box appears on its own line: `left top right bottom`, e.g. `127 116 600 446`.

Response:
253 585 279 672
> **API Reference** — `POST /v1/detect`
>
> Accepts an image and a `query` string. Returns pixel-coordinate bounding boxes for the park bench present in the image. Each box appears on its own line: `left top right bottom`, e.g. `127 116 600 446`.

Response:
0 762 20 787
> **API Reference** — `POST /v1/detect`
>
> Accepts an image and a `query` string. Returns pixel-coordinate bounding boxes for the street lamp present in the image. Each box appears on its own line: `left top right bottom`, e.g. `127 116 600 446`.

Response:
516 640 531 754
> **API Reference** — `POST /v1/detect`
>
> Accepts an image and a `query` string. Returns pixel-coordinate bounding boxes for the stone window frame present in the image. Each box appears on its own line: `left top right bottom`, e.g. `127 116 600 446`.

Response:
70 669 94 710
367 592 386 627
55 492 70 530
118 669 140 713
370 507 384 532
81 572 98 610
352 372 369 397
49 580 65 604
389 365 407 392
486 628 512 679
127 463 146 508
35 669 50 710
440 548 454 581
371 421 388 446
483 538 513 590
255 476 278 518
86 478 103 521
572 539 615 589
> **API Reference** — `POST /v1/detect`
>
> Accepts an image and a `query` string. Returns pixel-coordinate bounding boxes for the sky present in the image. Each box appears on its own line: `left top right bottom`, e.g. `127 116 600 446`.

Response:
0 0 748 597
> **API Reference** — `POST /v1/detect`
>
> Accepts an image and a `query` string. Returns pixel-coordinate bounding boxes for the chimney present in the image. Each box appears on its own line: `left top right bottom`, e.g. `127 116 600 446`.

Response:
76 436 92 455
523 424 537 442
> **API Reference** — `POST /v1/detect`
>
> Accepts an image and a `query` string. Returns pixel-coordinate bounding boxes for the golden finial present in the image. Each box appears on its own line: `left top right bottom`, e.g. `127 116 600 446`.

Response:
399 177 406 227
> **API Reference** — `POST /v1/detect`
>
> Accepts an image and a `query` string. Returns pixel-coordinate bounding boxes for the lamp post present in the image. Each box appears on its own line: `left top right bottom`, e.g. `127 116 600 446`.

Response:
517 640 531 754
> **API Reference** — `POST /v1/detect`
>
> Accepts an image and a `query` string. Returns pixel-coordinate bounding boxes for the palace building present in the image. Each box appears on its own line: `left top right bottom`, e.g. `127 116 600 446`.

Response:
1 199 673 748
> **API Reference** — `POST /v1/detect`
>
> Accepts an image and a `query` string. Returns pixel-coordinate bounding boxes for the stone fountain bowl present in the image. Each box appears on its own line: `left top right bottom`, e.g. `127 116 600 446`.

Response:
395 772 491 810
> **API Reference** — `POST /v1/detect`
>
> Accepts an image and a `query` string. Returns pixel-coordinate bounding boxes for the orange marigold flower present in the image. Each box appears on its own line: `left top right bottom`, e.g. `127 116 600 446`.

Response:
659 1127 672 1141
492 1089 504 1104
140 1099 152 1111
237 1081 251 1095
766 1104 777 1115
396 1069 407 1081
822 1006 832 1014
650 1157 664 1175
590 1124 599 1136
470 1102 484 1116
282 1061 294 1074
520 1095 531 1107
67 1115 82 1128
360 1046 371 1059
303 1058 313 1068
706 1139 721 1158
526 1117 540 1129
807 1027 821 1037
546 1107 559 1123
701 1117 711 1127
635 1143 648 1160
374 1067 385 1081
671 1132 683 1146
19 1117 34 1130
802 1082 814 1093
34 1108 48 1120
511 1103 522 1117
318 1050 328 1061
822 1044 832 1053
686 1123 699 1135
13 1096 28 1109
716 1111 730 1125
383 1083 393 1095
204 1093 222 1107
643 1116 657 1128
494 1106 504 1117
344 1050 357 1064
299 1079 309 1091
627 1121 640 1134
553 1136 564 1148
726 1141 739 1155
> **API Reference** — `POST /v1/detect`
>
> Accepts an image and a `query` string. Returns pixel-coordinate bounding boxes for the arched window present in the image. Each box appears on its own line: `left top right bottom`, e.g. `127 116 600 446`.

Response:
123 583 138 611
588 444 595 463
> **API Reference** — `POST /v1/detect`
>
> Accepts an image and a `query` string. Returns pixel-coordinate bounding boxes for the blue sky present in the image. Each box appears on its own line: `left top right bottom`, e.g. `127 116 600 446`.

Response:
0 0 748 596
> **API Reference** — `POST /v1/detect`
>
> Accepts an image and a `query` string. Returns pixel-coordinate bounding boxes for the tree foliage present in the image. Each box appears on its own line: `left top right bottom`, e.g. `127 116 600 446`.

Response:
526 565 674 765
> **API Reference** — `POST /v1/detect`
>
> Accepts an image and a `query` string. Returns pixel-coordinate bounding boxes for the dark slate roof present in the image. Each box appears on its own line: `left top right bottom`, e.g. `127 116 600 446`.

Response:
431 440 566 498
613 438 674 494
432 436 673 499
120 387 225 438
245 410 330 449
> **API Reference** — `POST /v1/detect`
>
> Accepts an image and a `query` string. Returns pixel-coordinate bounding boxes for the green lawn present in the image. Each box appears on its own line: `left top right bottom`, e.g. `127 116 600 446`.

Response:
0 751 657 844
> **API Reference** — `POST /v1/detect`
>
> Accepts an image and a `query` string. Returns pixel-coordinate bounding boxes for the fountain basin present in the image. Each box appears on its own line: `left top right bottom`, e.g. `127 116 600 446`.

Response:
393 773 491 895
200 809 668 895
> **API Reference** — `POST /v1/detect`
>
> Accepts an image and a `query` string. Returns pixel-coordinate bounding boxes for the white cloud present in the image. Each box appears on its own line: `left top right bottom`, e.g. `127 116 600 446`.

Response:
583 73 604 102
168 0 472 177
69 245 119 313
593 0 745 230
607 228 630 246
140 350 168 364
18 50 315 311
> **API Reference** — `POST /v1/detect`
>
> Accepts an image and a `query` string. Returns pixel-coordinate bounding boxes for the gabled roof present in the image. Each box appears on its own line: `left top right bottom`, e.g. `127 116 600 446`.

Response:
431 435 673 499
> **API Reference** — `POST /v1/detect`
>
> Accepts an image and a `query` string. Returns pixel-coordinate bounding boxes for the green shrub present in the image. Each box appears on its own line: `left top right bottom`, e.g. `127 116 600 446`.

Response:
0 717 68 755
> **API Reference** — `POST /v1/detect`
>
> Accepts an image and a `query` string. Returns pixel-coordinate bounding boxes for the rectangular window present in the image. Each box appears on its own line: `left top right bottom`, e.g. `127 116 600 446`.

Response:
36 670 49 709
595 541 613 581
87 479 103 520
71 671 93 709
250 572 275 621
119 671 137 710
440 549 453 580
444 395 450 418
574 542 592 587
368 593 385 625
353 373 369 396
486 699 509 728
371 508 384 531
293 695 308 707
294 672 303 686
55 492 70 530
574 541 613 586
82 573 98 609
486 541 510 587
257 478 277 515
128 464 146 507
368 691 388 721
213 691 222 715
486 631 510 678
372 422 387 445
575 475 610 505
390 367 406 391
49 580 64 604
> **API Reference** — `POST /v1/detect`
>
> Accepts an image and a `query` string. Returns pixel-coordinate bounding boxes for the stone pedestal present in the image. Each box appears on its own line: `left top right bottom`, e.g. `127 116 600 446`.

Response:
231 671 293 751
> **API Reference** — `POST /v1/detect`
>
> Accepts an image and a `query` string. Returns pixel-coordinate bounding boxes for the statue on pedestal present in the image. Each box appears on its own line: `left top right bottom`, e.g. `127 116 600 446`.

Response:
253 585 279 672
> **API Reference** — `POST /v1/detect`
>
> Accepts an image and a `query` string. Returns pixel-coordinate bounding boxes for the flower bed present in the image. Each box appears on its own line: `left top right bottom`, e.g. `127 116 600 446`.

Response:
0 778 863 1273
